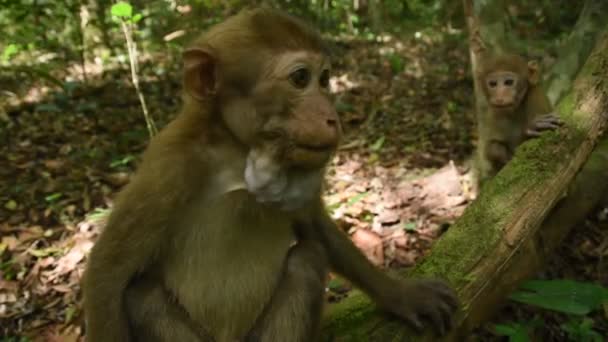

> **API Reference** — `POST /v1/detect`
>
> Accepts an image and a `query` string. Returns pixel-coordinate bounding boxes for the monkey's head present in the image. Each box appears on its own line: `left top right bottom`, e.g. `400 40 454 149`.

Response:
479 54 540 113
182 8 341 170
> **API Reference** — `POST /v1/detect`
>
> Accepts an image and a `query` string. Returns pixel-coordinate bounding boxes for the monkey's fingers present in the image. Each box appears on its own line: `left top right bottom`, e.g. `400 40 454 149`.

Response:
421 280 460 309
417 301 453 336
409 281 458 335
527 118 563 138
535 114 564 127
403 313 425 333
422 281 459 335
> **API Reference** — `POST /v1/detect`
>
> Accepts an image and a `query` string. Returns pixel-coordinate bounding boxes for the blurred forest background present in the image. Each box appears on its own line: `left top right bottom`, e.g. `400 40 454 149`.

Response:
1 0 606 341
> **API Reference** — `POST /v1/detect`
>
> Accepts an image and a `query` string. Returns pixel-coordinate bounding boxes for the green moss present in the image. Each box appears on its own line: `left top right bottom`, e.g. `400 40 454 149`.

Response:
411 193 503 287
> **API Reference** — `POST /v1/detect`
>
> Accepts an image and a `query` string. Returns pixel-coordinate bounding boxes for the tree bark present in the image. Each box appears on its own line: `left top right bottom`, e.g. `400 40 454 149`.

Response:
321 27 608 341
543 0 608 105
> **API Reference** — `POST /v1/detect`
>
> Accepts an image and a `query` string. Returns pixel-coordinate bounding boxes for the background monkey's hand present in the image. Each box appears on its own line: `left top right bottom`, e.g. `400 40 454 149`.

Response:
379 279 459 335
526 113 563 138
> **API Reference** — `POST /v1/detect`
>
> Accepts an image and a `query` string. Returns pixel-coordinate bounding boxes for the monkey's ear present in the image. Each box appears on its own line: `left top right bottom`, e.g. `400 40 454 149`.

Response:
183 47 218 100
527 60 540 85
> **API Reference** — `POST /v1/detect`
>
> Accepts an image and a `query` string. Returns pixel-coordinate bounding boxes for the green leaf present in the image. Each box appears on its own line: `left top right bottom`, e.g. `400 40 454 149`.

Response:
45 193 63 203
561 317 603 342
131 13 143 23
327 278 344 290
388 54 405 74
28 247 62 258
110 155 136 168
4 200 18 211
111 2 133 18
493 323 531 342
509 280 608 315
2 43 20 62
346 192 368 206
370 136 385 151
35 103 62 113
403 222 417 232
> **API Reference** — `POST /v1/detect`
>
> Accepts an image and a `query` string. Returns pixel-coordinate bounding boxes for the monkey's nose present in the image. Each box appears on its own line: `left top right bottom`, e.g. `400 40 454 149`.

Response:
326 118 337 127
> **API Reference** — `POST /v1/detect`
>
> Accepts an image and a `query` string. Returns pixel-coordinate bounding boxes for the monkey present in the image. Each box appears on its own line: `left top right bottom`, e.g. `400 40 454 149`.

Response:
477 53 562 184
82 8 458 342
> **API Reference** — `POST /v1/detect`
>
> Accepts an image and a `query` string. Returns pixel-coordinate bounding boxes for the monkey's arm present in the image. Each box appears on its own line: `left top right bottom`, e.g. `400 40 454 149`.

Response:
83 147 197 342
307 201 458 334
83 196 168 342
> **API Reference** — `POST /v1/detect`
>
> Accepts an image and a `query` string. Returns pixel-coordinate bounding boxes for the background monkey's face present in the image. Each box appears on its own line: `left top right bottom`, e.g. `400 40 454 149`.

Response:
483 70 528 111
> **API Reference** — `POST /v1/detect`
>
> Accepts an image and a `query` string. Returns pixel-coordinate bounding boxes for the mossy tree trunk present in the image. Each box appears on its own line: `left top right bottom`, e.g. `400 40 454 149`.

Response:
321 28 608 341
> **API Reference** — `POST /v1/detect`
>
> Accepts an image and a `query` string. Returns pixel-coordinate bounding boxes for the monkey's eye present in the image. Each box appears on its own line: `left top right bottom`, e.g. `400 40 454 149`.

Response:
504 79 514 86
289 68 311 89
488 80 498 88
319 69 330 88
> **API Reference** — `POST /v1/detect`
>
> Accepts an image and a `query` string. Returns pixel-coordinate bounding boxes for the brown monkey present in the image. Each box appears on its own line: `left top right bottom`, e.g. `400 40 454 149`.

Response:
82 8 458 342
477 53 562 183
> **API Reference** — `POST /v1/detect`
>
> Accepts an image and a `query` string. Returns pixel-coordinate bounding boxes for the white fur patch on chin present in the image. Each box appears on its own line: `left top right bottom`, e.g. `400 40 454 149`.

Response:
244 150 320 211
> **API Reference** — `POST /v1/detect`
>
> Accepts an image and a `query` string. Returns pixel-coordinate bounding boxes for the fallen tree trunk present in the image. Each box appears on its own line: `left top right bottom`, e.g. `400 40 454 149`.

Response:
321 28 608 341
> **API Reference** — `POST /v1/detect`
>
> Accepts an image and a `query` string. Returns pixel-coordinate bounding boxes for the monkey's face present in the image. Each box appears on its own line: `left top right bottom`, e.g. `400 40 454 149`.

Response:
483 71 528 112
223 51 342 170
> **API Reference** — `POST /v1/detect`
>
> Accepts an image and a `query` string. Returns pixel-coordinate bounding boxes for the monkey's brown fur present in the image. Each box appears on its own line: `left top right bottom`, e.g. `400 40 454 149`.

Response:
477 53 560 184
83 8 458 342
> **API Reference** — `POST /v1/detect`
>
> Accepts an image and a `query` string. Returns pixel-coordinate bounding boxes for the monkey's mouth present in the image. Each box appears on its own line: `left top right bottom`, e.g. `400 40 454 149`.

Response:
289 143 336 168
491 103 515 109
296 143 335 153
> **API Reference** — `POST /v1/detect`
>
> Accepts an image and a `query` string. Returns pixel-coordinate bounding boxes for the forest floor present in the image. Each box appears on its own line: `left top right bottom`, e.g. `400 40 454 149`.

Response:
1 29 606 341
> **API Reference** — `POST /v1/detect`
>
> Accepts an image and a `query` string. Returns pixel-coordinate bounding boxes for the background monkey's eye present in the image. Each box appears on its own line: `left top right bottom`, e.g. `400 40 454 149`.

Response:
488 80 498 87
289 68 311 88
504 79 514 86
319 69 330 88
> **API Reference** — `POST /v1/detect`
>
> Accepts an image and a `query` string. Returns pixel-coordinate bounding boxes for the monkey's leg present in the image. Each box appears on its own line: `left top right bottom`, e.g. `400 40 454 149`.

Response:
125 275 212 342
246 240 328 342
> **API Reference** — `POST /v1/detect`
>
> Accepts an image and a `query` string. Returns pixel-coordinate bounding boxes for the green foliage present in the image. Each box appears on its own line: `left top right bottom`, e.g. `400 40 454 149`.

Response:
493 322 533 342
370 136 386 151
561 317 604 342
1 43 20 62
403 221 417 232
0 336 31 342
111 2 143 24
510 280 608 315
387 54 405 74
495 280 608 340
111 2 133 18
110 154 136 168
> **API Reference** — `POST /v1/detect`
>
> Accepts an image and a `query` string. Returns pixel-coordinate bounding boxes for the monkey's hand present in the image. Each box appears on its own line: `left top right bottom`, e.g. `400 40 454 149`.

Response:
526 113 563 138
379 279 459 336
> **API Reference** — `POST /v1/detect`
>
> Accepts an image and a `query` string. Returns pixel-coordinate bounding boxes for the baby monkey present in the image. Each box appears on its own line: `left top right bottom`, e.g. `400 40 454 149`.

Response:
478 53 563 182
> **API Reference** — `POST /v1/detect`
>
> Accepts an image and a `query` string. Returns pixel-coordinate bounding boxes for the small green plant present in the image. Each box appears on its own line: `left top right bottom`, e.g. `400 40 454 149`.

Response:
494 322 532 342
494 280 608 340
509 279 608 315
111 2 157 138
1 43 20 62
561 317 604 342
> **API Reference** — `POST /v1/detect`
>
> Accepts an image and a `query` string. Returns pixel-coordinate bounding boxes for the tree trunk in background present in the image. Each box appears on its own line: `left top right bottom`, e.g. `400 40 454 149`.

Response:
543 0 608 106
321 28 608 342
368 0 383 32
